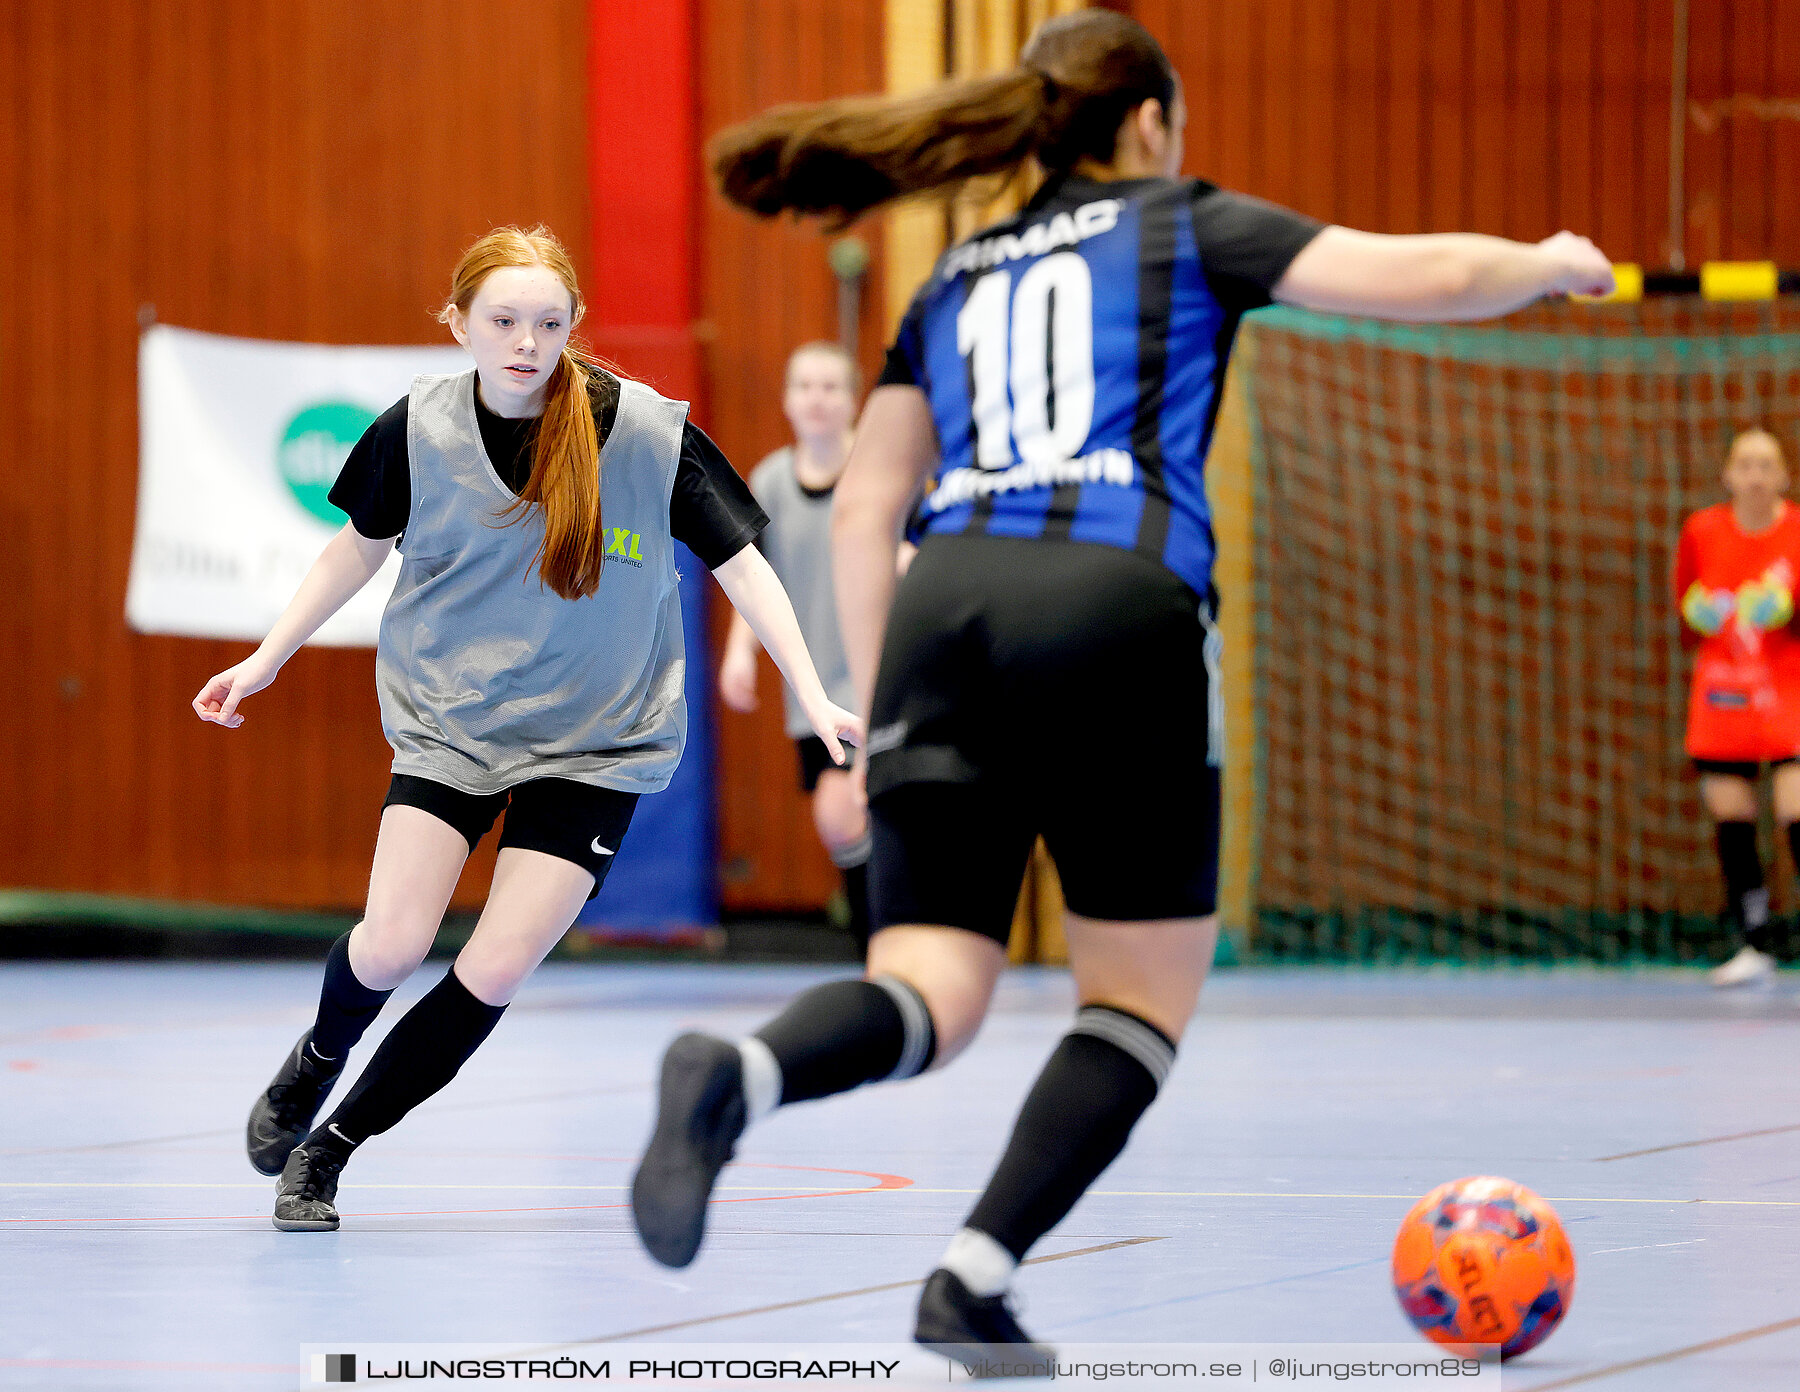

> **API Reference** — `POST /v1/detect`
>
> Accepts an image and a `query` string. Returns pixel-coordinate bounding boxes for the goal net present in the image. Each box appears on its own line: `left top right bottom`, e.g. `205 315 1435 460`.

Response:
1231 299 1800 963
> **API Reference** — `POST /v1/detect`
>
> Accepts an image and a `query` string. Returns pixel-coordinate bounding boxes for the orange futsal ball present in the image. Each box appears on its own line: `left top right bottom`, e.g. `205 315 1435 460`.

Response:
1391 1176 1575 1359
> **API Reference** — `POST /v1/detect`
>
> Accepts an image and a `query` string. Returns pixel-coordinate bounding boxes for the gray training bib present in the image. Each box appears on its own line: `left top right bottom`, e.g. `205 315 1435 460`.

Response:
376 370 688 795
748 447 858 739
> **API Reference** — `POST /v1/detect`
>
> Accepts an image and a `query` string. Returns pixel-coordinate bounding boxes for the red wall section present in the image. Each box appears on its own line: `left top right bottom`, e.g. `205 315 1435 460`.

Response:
589 0 702 398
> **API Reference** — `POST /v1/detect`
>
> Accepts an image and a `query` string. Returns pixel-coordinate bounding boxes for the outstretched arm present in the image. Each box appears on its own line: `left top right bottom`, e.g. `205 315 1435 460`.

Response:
718 609 761 712
1275 228 1615 322
832 386 940 713
192 523 395 727
712 545 863 762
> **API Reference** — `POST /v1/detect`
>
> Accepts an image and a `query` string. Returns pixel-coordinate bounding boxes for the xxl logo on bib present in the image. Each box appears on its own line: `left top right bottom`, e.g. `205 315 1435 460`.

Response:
605 527 644 567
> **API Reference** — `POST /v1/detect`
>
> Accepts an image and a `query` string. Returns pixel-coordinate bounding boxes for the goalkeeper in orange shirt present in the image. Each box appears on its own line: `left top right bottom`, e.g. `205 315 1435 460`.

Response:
1675 428 1800 986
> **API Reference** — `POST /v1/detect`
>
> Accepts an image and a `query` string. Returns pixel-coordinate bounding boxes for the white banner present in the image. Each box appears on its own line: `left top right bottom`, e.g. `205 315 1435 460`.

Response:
126 325 469 646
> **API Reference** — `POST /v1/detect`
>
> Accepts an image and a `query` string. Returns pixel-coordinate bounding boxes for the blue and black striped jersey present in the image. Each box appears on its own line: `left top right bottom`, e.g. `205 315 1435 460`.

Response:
881 174 1322 597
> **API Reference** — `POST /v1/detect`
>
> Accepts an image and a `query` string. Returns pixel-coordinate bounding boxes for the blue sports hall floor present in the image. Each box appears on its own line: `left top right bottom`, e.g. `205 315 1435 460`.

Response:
2 960 1796 1390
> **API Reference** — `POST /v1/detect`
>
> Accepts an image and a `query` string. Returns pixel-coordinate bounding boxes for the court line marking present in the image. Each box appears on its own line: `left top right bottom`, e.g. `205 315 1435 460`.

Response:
1518 1313 1800 1390
941 1189 1800 1206
561 1237 1167 1343
0 1196 863 1227
0 1183 886 1191
822 1187 1800 1207
1059 1256 1390 1328
0 1357 297 1375
1036 1190 1800 1207
5 1185 1796 1207
1065 1214 1587 1331
0 1084 645 1158
0 1008 324 1049
0 1127 230 1158
1586 1238 1706 1255
1594 1121 1800 1161
0 1163 911 1226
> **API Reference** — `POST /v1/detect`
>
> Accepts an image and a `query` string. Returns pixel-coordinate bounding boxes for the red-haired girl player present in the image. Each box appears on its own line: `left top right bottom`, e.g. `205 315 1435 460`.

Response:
1675 427 1800 987
193 226 859 1231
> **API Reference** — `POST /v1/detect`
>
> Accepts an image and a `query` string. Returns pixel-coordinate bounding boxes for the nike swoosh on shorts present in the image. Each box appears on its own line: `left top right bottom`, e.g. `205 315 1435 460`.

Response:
590 837 616 855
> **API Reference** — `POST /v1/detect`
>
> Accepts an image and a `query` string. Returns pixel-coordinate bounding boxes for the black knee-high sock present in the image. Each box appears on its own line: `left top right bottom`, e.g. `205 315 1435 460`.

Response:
964 1005 1176 1262
752 975 934 1105
308 968 506 1153
841 863 871 952
1717 821 1771 950
828 833 873 954
1778 821 1800 954
308 933 394 1063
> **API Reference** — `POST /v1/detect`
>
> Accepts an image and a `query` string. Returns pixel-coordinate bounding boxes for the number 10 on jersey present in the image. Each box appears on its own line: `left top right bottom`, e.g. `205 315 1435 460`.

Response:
956 252 1096 471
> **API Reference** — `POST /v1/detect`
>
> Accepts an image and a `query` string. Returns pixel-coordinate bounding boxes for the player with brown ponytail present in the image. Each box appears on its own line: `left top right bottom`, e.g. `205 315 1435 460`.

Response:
632 8 1616 1358
194 225 861 1233
710 13 1176 222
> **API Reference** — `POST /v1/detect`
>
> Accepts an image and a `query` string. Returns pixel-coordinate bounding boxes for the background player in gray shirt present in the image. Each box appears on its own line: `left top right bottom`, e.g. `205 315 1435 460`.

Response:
719 343 870 946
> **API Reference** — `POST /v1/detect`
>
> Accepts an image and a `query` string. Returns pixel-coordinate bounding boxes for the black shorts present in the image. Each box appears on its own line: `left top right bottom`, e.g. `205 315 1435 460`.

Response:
1693 756 1800 778
383 774 639 899
865 535 1221 944
795 736 850 793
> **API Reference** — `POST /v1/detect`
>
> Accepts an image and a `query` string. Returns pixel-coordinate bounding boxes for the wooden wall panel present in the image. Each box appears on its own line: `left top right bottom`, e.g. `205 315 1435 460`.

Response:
1687 0 1800 264
1 1 590 911
1770 1 1800 265
1134 0 1800 268
698 0 889 911
10 2 1800 918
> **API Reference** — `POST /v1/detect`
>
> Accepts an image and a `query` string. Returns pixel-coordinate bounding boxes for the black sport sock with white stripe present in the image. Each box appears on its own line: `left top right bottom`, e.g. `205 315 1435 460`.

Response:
954 1005 1176 1285
744 975 935 1114
1717 821 1771 950
308 932 395 1063
308 966 506 1152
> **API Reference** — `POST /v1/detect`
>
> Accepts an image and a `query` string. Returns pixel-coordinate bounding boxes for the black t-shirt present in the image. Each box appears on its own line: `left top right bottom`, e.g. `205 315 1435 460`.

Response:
328 371 767 570
876 176 1324 388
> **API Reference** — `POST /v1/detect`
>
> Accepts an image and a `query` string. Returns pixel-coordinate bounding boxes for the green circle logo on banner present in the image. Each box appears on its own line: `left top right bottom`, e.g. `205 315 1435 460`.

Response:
277 402 377 525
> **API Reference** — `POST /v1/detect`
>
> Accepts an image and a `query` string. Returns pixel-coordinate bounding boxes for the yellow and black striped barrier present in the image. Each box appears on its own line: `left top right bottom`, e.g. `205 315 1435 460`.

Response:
1577 261 1798 303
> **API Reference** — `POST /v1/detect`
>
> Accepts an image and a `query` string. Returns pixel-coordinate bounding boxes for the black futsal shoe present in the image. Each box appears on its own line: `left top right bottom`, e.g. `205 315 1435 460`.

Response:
272 1143 346 1232
914 1269 1056 1377
247 1031 345 1176
631 1032 747 1268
